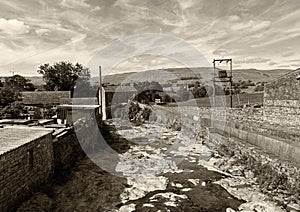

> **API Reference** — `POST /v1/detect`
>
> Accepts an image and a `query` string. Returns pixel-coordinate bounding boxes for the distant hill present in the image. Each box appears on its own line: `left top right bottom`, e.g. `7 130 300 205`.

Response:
1 68 294 87
92 67 211 85
91 67 294 85
232 69 292 83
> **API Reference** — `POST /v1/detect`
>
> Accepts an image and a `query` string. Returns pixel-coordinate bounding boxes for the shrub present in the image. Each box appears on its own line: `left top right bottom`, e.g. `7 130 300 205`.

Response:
254 85 264 92
128 102 152 126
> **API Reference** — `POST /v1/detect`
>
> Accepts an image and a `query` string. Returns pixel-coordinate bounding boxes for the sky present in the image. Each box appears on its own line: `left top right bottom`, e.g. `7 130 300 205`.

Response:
0 0 299 76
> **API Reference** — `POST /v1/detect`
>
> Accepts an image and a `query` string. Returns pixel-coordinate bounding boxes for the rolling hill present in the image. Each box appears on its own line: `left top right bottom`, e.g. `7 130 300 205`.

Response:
1 68 294 87
91 67 294 85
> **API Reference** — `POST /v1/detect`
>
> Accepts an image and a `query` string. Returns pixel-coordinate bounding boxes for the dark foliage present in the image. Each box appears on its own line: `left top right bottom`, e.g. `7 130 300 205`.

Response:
0 101 27 119
133 81 174 104
3 74 36 92
128 102 151 125
37 61 94 97
0 87 21 107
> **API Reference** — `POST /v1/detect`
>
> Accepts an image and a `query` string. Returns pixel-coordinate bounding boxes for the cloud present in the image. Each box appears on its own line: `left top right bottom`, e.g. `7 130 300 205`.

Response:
287 59 300 63
60 0 90 8
70 34 87 43
278 65 291 68
236 57 271 64
228 15 240 22
213 49 229 56
269 61 278 66
0 18 29 35
291 64 300 68
231 19 271 33
281 51 294 57
91 6 101 11
35 28 50 36
0 0 299 74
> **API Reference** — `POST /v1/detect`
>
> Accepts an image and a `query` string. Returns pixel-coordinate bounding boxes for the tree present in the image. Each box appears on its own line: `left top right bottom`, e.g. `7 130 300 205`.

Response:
133 81 164 103
4 75 36 91
148 81 163 91
0 87 25 119
191 82 207 98
0 74 33 118
5 74 28 91
0 87 21 107
37 61 92 95
24 82 36 91
0 101 27 119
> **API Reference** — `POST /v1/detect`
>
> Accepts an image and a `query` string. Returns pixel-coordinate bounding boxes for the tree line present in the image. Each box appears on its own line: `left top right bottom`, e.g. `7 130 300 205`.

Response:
0 61 94 118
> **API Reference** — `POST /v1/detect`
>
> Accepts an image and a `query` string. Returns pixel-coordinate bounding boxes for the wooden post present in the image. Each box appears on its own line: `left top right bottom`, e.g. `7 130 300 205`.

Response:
230 59 233 108
99 66 102 114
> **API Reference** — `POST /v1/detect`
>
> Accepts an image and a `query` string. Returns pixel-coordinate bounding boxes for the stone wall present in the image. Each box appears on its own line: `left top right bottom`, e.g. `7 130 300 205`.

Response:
152 105 300 165
53 129 85 180
264 69 300 126
152 106 211 139
212 121 300 166
0 132 54 211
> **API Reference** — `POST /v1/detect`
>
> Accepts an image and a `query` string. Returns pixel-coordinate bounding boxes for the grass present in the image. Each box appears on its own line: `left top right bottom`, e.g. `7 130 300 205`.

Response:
167 93 264 108
91 68 294 86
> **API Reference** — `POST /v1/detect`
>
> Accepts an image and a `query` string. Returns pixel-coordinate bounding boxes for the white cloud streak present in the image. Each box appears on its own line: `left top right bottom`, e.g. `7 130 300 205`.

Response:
0 18 30 35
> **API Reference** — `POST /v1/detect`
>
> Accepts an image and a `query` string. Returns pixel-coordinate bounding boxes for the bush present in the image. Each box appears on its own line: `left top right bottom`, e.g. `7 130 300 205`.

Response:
0 101 27 119
254 85 264 92
128 102 152 126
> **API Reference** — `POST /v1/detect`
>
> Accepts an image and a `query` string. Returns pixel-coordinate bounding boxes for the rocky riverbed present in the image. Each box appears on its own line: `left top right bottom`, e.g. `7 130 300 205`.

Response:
17 120 290 211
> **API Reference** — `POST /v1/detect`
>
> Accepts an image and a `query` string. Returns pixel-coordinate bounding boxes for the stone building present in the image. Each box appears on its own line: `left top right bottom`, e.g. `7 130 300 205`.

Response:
21 91 71 119
263 68 300 126
0 127 54 211
56 97 100 125
21 91 71 106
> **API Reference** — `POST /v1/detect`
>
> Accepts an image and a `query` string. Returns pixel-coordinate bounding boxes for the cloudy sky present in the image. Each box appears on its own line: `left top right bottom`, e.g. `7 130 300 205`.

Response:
0 0 299 76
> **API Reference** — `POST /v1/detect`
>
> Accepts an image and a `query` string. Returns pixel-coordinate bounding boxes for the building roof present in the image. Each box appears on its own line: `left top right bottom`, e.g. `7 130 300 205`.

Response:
0 119 33 125
71 97 98 105
58 104 100 110
57 97 99 110
0 126 53 155
102 85 137 93
21 91 71 105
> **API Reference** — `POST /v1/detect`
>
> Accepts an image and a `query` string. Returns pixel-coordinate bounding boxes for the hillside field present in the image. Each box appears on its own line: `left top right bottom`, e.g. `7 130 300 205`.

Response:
93 68 293 85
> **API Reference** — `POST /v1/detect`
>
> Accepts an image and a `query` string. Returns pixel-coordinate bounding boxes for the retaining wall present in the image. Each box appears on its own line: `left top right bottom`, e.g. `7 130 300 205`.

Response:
0 130 54 211
153 105 300 166
53 129 85 179
0 126 85 211
213 122 300 166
